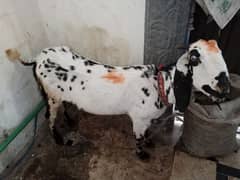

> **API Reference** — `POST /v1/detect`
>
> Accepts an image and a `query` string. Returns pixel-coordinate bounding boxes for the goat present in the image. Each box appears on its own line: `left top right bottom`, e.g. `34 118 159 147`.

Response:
5 39 230 159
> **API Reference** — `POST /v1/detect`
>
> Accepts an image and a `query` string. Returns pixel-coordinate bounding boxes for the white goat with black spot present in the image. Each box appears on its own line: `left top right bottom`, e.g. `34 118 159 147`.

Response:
5 39 230 159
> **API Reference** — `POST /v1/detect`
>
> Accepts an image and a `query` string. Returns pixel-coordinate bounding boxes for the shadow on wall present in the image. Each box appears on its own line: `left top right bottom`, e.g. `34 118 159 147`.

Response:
64 25 130 66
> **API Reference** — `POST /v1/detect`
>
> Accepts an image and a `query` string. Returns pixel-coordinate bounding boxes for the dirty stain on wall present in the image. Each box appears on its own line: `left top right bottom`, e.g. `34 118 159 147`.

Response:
38 0 145 65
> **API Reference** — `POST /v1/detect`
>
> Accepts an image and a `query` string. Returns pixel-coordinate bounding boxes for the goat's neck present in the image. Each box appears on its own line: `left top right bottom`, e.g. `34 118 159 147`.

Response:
159 65 176 105
159 52 193 113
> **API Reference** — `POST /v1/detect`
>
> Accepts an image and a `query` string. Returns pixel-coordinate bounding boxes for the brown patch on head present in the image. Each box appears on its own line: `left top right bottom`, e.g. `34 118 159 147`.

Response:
207 40 220 53
200 39 220 53
5 48 21 61
101 71 125 84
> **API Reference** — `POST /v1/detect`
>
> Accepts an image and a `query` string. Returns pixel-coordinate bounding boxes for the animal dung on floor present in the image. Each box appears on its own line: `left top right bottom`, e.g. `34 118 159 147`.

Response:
181 74 240 157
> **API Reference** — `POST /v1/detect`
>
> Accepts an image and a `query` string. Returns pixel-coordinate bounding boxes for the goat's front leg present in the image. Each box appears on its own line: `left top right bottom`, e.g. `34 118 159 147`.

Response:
131 117 152 160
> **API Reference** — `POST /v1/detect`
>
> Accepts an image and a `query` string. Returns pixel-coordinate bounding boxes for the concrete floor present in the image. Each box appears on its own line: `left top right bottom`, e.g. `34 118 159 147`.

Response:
8 110 180 180
6 108 240 180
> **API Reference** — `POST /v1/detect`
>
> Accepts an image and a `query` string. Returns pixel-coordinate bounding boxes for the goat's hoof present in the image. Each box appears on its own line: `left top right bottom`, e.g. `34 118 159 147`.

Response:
63 132 87 146
136 151 150 160
52 127 64 145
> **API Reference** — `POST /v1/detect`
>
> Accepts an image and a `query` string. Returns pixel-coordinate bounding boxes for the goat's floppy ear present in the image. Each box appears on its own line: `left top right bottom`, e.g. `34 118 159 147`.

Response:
173 69 193 113
189 49 201 66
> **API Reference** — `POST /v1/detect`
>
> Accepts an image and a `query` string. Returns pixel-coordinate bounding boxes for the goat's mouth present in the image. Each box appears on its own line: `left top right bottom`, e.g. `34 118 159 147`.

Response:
201 85 230 102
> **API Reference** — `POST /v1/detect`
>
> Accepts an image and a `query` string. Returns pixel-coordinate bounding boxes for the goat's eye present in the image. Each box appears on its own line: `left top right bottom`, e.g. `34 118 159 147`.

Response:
191 56 198 61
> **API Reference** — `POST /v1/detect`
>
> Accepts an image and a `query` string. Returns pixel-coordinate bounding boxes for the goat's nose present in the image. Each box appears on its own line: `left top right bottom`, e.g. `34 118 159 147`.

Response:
215 72 230 95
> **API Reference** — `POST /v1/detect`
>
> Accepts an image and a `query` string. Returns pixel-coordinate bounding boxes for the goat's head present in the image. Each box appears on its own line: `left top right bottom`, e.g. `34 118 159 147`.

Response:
174 39 230 113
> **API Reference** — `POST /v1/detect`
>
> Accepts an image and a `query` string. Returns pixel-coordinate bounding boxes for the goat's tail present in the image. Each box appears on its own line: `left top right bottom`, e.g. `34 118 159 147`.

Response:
5 48 35 66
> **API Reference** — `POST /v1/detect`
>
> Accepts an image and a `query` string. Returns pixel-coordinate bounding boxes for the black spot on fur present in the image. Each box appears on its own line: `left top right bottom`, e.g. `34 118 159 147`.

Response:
70 65 75 70
165 74 169 81
80 56 85 59
134 66 144 70
72 55 76 60
69 86 72 91
48 48 56 52
42 50 48 54
45 63 55 69
51 98 55 104
55 72 68 81
123 67 131 70
57 85 61 88
142 100 145 104
44 75 47 78
84 60 98 66
47 70 51 72
63 74 68 81
87 69 91 73
47 59 55 65
141 87 150 97
155 102 160 109
61 88 64 92
166 87 171 96
38 64 41 69
104 65 115 69
81 81 84 85
71 75 77 82
153 76 157 80
82 87 85 90
155 101 163 109
173 69 193 113
40 72 43 75
160 102 163 108
141 71 149 78
61 48 67 52
56 66 68 72
123 66 144 70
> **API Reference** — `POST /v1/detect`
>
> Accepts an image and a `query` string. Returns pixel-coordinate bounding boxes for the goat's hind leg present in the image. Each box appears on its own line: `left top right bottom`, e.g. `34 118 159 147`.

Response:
60 101 86 146
48 98 61 131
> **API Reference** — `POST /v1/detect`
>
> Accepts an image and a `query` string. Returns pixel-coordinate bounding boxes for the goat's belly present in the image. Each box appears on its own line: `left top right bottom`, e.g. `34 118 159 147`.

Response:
68 91 128 115
62 82 129 115
38 71 136 115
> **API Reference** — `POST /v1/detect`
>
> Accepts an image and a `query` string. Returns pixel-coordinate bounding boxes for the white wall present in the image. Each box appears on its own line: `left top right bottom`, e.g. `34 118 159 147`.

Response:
38 0 145 65
0 0 48 137
0 0 145 136
0 0 145 172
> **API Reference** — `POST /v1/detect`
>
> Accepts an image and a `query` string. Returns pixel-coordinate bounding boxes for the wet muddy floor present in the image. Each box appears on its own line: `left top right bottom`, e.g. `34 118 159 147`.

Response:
9 110 176 180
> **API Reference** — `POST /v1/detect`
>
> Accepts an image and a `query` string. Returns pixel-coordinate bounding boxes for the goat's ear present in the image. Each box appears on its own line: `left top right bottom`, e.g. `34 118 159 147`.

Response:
173 69 193 113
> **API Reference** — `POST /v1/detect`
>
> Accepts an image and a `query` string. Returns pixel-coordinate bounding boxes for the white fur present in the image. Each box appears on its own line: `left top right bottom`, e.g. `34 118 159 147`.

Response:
35 47 166 139
12 39 229 157
189 40 229 96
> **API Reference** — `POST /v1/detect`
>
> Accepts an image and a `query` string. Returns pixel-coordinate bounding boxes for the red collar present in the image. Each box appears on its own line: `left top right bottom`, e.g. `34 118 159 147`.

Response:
157 64 170 106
